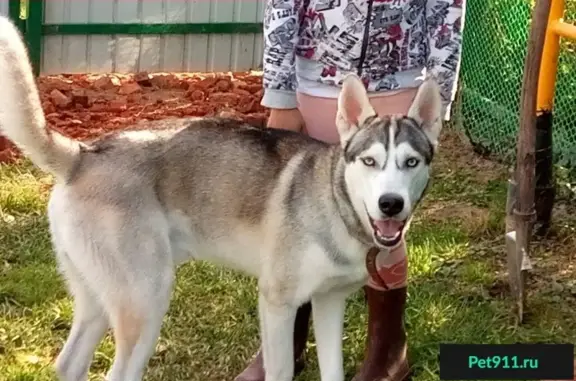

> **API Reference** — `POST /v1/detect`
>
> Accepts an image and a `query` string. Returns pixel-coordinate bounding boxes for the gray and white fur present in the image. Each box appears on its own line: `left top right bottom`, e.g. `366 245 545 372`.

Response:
0 16 443 381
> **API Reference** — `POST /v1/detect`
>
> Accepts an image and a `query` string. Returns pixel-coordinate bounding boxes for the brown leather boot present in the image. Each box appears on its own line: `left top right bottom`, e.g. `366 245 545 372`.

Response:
234 302 312 381
352 286 411 381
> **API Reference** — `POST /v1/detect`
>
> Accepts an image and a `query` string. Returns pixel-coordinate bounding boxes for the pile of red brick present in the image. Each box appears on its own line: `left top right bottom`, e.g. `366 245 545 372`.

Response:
0 71 268 163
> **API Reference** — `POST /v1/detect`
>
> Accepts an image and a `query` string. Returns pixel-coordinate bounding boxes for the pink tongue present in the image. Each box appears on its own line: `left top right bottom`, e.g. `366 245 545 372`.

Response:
374 220 403 237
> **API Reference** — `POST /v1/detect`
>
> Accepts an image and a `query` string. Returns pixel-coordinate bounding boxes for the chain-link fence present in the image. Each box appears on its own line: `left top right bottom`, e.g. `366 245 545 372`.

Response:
456 0 576 171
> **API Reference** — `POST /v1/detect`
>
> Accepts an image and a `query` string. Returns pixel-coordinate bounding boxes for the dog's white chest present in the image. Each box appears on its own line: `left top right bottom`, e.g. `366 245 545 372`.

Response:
297 244 369 296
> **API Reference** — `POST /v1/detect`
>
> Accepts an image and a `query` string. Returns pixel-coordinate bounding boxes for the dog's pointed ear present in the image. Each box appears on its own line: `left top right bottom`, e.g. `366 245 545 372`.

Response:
336 74 376 147
408 78 443 147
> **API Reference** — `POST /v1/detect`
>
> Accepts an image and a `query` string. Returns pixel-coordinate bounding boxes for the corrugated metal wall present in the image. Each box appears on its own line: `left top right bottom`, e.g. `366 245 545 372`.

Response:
0 0 8 17
43 0 265 74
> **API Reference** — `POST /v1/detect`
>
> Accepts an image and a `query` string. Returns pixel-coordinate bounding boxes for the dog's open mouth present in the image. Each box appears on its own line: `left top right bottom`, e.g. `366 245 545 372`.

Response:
369 217 406 248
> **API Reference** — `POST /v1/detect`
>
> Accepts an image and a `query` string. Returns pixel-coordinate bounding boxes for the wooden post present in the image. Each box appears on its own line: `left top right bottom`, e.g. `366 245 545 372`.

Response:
510 0 553 322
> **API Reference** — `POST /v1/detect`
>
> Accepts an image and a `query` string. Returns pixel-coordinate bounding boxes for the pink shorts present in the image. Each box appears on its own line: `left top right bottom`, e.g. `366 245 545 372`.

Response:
297 89 418 144
296 89 418 290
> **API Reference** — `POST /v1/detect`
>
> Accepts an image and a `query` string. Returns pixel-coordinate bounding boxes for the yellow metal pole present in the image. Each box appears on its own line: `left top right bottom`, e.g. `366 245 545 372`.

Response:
549 20 576 40
536 0 564 112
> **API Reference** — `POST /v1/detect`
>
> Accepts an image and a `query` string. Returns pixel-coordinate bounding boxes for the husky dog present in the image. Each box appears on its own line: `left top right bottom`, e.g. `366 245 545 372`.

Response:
0 16 442 381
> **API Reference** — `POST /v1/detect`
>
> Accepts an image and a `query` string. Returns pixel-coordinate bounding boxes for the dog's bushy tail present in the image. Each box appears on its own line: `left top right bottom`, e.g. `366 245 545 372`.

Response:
0 16 80 182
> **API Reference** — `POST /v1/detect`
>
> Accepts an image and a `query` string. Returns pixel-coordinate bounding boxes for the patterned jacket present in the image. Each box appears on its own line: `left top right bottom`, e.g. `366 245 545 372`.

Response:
262 0 465 119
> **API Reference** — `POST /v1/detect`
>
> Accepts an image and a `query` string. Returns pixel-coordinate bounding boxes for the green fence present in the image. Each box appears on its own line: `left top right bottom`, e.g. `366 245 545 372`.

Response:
457 0 576 172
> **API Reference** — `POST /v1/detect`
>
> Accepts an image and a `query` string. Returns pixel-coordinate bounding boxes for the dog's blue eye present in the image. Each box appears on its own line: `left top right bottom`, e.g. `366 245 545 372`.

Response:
361 157 376 167
405 158 419 168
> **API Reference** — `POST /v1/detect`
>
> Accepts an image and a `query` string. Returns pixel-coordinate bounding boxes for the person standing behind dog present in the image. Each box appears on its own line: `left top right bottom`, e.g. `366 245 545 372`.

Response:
236 1 465 381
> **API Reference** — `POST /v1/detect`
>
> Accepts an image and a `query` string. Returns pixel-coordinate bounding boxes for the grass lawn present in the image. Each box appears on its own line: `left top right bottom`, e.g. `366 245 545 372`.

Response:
1 128 575 381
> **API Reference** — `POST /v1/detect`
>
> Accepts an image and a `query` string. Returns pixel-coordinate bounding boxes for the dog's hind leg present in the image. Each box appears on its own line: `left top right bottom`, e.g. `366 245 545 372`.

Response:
104 255 174 381
106 272 173 381
258 293 297 381
54 252 109 381
311 291 348 381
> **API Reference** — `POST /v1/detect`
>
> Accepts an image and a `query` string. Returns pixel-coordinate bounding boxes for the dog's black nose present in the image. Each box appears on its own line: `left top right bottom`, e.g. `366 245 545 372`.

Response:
378 194 404 216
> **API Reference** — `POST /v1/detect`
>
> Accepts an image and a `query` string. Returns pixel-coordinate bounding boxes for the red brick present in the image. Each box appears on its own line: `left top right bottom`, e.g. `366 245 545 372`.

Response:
127 93 143 103
134 71 152 87
195 77 218 90
42 100 56 114
231 88 252 97
150 74 181 89
49 89 72 109
118 82 142 95
214 79 232 92
41 77 74 92
208 92 240 106
108 97 128 112
188 89 205 102
244 84 262 94
71 90 90 108
237 98 256 114
92 76 120 90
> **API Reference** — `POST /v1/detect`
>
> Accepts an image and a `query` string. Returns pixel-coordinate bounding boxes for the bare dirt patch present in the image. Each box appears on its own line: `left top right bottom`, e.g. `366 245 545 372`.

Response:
435 128 508 185
420 200 493 235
